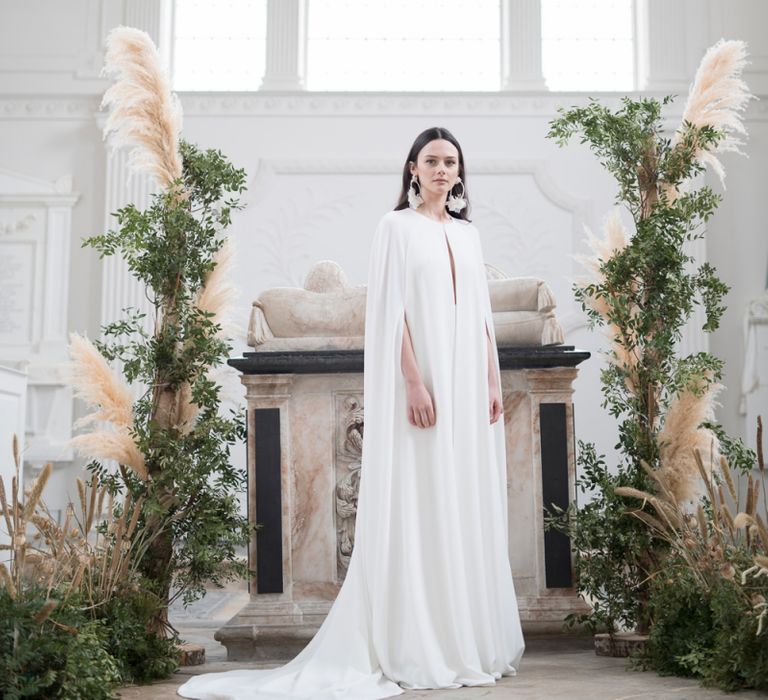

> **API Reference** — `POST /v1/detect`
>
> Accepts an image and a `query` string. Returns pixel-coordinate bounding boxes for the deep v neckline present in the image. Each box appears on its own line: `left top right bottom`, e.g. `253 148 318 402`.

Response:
407 207 457 306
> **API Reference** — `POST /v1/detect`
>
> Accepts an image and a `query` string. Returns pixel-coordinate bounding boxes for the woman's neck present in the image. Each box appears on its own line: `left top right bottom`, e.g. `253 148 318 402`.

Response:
417 193 450 222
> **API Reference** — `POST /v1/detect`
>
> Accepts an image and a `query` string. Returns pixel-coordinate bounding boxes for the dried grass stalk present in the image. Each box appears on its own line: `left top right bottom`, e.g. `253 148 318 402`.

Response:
0 476 12 539
755 514 768 550
614 486 655 504
76 478 87 519
696 504 709 541
32 599 58 624
720 455 738 502
0 563 14 599
721 503 736 533
85 474 97 535
639 458 677 504
22 464 52 521
746 475 756 517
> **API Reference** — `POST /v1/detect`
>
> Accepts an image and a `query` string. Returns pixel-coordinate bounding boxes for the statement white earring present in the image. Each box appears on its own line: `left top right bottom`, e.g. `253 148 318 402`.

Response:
407 174 424 209
446 176 467 213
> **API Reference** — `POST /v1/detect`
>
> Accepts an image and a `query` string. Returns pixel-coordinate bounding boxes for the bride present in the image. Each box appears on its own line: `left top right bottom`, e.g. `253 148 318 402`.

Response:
177 126 525 700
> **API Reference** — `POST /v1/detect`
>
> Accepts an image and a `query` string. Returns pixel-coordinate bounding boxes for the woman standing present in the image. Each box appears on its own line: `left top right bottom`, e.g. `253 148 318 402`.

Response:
177 126 524 700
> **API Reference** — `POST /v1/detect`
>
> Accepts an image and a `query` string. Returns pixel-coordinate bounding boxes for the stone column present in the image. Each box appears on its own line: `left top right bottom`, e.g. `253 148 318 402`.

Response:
100 149 157 329
259 0 307 90
500 0 547 90
636 0 708 92
99 0 170 329
502 367 589 631
215 370 360 661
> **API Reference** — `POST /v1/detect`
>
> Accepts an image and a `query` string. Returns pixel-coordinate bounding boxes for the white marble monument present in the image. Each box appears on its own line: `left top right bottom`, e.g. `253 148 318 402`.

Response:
218 261 588 660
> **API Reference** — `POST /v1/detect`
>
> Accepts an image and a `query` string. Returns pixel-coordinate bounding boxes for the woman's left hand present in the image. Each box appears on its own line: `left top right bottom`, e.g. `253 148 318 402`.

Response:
488 380 503 424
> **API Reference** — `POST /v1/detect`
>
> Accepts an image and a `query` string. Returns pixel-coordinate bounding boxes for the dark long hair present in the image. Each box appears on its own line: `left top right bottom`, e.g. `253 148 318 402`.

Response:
393 126 472 222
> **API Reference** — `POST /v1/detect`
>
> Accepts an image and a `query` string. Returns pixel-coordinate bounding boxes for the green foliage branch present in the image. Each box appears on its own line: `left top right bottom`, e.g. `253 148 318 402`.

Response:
83 140 253 620
544 95 731 634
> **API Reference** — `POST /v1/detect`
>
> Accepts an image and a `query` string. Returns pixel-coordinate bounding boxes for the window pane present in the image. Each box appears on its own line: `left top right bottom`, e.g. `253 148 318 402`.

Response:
542 0 635 91
173 0 267 91
306 0 501 91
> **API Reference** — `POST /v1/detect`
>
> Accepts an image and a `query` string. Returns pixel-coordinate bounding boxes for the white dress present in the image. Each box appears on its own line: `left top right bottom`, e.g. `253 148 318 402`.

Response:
176 207 525 700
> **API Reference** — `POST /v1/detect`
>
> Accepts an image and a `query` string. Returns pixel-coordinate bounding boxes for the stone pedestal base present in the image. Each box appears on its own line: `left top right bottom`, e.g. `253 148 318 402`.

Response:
220 347 590 660
594 632 649 657
178 644 206 666
518 595 590 634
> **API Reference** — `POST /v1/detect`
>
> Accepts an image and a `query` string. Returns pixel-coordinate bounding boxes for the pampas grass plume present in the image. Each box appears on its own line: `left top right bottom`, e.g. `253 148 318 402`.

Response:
67 333 133 429
176 238 240 433
196 237 238 334
71 431 148 482
677 39 755 188
658 378 723 503
573 209 630 305
573 210 638 380
101 26 183 191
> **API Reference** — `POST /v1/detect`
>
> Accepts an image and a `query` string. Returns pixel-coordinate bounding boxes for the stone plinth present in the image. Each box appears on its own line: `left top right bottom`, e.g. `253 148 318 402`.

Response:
594 632 649 657
218 346 590 660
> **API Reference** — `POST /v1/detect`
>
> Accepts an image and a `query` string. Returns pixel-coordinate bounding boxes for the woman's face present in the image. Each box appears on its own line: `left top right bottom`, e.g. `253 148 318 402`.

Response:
409 139 460 199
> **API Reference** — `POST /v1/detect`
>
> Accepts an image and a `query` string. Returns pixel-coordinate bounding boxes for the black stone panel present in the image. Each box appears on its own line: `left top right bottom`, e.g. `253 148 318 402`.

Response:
229 346 590 375
253 407 283 594
540 402 573 588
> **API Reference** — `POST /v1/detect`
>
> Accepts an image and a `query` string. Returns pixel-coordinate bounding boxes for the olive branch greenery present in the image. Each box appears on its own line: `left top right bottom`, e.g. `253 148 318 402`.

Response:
82 139 254 627
543 87 744 635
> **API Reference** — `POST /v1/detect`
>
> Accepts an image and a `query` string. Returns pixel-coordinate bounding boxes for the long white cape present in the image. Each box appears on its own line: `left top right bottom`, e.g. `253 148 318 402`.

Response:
177 207 524 700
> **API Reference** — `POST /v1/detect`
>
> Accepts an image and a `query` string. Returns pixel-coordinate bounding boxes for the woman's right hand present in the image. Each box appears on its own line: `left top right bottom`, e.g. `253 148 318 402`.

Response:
405 379 436 428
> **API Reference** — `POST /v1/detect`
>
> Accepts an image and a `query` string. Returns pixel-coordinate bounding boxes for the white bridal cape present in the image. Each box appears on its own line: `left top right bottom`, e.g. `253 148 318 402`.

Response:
177 207 525 700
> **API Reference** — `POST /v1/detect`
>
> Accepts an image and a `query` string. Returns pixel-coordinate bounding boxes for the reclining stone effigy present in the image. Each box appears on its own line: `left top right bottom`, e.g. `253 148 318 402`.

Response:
247 260 564 351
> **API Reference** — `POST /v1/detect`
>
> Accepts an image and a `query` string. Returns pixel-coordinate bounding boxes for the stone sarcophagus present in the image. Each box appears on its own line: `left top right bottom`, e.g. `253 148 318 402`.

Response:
217 261 589 661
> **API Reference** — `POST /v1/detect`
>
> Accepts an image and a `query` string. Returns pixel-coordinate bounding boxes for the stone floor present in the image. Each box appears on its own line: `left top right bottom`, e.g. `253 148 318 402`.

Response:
117 633 767 699
116 586 765 699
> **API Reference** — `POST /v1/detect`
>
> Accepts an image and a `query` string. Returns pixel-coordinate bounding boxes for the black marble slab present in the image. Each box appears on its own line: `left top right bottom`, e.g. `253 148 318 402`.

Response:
228 345 590 375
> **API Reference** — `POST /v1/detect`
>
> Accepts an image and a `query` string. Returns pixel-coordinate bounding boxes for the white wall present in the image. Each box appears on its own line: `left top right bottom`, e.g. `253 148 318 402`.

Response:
1 0 766 514
0 364 26 560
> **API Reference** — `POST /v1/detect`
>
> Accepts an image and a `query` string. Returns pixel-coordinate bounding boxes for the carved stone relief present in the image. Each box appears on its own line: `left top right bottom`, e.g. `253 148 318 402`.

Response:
334 394 364 581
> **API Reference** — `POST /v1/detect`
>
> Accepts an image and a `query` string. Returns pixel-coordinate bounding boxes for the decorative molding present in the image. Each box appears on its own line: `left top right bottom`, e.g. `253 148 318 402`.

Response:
0 169 79 466
0 97 100 120
0 167 80 357
0 213 36 235
176 91 694 117
0 0 120 86
2 92 768 121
